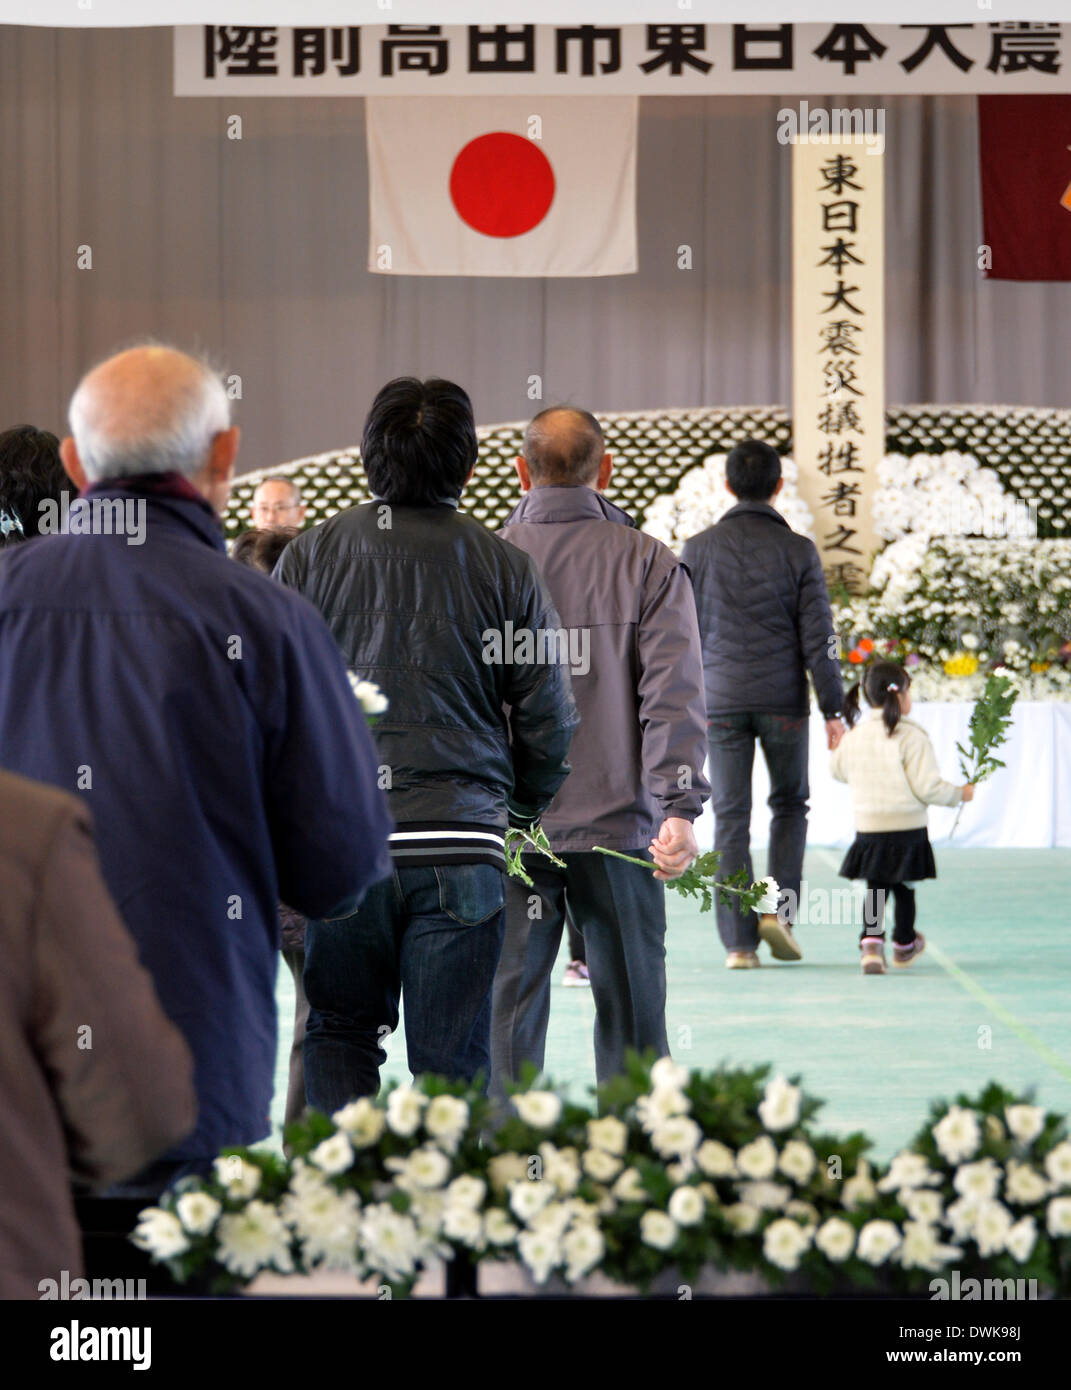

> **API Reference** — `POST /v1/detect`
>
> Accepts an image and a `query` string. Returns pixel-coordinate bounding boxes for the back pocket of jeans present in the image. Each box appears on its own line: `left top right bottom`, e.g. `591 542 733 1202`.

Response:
434 864 506 925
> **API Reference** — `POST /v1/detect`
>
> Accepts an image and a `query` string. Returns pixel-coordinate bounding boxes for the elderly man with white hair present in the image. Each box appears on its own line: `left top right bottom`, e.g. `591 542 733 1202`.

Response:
0 344 392 1269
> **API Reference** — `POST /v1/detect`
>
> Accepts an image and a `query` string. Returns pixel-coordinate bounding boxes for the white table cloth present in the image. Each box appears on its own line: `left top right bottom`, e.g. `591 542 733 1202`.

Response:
692 701 1069 851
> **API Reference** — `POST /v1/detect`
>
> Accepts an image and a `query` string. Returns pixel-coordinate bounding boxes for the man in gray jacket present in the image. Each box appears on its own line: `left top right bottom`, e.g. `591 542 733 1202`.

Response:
491 407 709 1092
682 440 846 970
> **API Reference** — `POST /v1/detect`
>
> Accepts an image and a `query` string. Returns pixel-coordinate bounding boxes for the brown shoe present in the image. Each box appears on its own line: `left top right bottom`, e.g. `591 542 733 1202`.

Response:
758 913 803 961
725 951 761 970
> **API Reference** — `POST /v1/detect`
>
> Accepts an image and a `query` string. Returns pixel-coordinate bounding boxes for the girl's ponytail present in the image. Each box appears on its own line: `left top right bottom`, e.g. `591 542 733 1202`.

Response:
881 684 902 737
844 683 863 728
860 659 910 737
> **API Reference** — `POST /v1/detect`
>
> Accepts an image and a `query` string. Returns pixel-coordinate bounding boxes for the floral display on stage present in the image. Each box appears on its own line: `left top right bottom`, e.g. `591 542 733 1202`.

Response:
132 1058 1071 1299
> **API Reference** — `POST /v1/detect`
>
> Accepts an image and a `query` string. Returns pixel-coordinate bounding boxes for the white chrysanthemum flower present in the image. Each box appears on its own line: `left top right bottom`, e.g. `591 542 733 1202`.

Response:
386 1144 452 1193
635 1086 691 1129
513 1090 563 1129
484 1209 520 1246
758 1076 802 1132
509 1181 553 1223
649 1116 702 1159
1005 1104 1046 1146
722 1202 761 1234
359 1203 424 1281
763 1217 812 1271
753 876 781 915
310 1133 355 1176
974 1200 1014 1256
132 1207 191 1260
932 1106 982 1165
898 1221 959 1272
283 1186 362 1269
488 1152 530 1191
666 1158 696 1185
562 1224 605 1283
517 1230 561 1284
952 1157 1001 1201
386 1085 427 1137
332 1097 386 1149
696 1139 736 1178
611 1167 647 1203
667 1186 705 1227
901 1189 943 1224
539 1143 582 1194
778 1140 816 1185
737 1181 791 1212
217 1201 295 1279
1007 1215 1038 1264
945 1195 983 1241
175 1191 222 1236
815 1217 856 1263
856 1220 902 1266
581 1147 623 1183
1004 1161 1049 1206
442 1204 484 1249
213 1157 262 1200
423 1094 470 1153
649 1057 691 1093
444 1175 486 1211
1044 1141 1071 1188
878 1151 942 1193
737 1135 779 1179
348 674 389 715
842 1160 877 1211
640 1210 679 1250
528 1201 573 1241
586 1115 629 1156
1046 1195 1071 1237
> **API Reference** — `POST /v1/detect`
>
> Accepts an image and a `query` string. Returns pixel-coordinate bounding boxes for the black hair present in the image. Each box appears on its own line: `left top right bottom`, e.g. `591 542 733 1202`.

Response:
725 438 782 502
0 424 67 548
845 660 910 737
361 377 478 507
231 526 299 574
523 407 605 486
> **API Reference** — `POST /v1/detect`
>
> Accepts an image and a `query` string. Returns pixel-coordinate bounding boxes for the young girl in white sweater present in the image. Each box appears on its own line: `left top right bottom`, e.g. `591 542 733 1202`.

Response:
831 661 974 975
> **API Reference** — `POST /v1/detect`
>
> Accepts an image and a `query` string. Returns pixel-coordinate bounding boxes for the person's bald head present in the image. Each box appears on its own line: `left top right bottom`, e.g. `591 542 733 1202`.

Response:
521 407 609 489
62 344 239 513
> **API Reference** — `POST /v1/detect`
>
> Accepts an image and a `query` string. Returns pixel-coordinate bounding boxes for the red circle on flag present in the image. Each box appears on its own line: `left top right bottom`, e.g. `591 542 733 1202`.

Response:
449 133 556 238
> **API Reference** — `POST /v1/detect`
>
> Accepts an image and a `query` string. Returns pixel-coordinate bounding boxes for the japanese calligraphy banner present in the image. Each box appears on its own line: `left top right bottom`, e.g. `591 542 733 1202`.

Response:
366 97 637 276
174 23 1071 97
792 137 884 594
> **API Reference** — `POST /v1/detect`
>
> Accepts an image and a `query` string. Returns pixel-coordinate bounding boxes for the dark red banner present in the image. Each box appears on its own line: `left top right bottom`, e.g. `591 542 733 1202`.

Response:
978 95 1071 282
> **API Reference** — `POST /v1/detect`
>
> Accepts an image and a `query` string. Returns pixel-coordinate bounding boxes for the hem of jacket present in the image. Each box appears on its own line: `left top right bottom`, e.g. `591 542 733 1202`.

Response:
850 814 938 833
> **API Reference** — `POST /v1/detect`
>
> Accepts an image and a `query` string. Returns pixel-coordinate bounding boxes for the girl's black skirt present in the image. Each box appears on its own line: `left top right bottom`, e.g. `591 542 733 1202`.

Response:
839 826 936 884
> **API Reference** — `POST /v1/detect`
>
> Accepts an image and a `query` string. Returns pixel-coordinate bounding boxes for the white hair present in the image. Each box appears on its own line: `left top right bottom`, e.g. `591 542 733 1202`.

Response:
69 348 230 483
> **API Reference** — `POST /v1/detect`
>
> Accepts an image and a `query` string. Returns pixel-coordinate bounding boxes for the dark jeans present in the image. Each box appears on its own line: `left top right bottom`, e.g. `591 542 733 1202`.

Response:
490 850 668 1097
303 864 505 1111
707 712 810 951
862 882 917 945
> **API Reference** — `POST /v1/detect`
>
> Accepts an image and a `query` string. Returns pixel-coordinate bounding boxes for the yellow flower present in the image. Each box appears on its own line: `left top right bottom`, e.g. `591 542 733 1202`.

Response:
943 653 979 677
1031 661 1051 672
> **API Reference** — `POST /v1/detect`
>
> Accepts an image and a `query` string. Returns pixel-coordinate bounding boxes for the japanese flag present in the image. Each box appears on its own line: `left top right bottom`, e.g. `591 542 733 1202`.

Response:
367 97 637 277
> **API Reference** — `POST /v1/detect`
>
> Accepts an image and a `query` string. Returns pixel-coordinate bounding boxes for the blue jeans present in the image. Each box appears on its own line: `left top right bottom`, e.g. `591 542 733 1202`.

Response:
707 713 810 951
303 864 505 1110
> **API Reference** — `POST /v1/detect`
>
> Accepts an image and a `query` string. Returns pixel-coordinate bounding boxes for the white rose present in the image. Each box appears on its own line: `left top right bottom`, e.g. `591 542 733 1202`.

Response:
667 1186 705 1227
132 1207 190 1260
649 1116 702 1159
814 1217 856 1263
582 1147 623 1183
1004 1161 1049 1206
1006 1216 1038 1263
424 1095 470 1152
175 1191 222 1236
640 1210 678 1251
974 1200 1013 1256
1005 1104 1046 1146
649 1057 691 1093
778 1140 816 1185
758 1076 802 1132
737 1135 779 1179
310 1133 355 1176
901 1190 943 1224
1043 1141 1071 1188
952 1157 1001 1202
696 1140 736 1178
857 1220 902 1266
932 1106 981 1165
635 1087 690 1129
513 1091 563 1129
763 1217 812 1271
1046 1195 1071 1237
332 1098 386 1148
945 1195 983 1241
386 1085 427 1137
586 1115 629 1156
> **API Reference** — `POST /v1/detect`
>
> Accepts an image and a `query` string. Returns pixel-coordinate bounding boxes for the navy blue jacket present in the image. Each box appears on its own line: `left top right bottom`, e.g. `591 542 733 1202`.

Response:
0 485 393 1159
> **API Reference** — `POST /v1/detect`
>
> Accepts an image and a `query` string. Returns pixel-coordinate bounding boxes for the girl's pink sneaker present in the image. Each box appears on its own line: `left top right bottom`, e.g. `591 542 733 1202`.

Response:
892 933 927 968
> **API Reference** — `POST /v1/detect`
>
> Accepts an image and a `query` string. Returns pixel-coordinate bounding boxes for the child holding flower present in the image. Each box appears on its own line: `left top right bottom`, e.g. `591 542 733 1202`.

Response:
831 661 973 975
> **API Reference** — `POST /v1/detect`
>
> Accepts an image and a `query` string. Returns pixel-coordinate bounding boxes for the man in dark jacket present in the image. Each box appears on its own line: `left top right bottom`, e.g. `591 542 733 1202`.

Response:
276 378 578 1104
490 407 709 1092
0 345 393 1188
681 439 845 969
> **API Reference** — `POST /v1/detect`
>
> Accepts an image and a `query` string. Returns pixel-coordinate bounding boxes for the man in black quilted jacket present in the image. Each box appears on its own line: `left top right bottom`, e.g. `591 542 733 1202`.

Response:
276 378 578 1102
682 440 845 969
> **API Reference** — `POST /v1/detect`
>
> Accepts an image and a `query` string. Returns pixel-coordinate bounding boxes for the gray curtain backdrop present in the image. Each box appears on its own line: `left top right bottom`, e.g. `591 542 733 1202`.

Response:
3 24 1070 476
